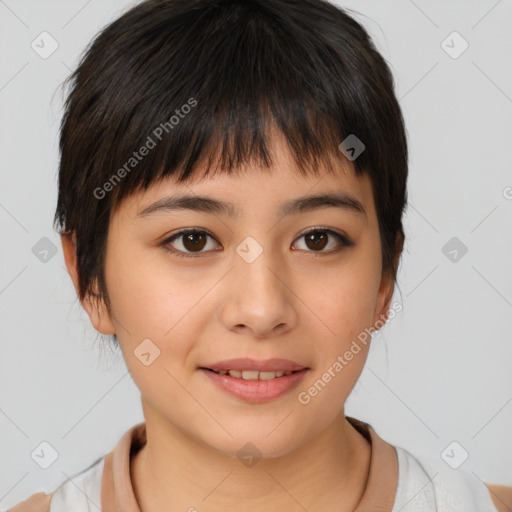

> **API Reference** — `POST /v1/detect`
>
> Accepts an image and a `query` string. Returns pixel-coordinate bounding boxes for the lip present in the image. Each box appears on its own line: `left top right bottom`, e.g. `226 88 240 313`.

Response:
199 367 309 403
199 357 308 373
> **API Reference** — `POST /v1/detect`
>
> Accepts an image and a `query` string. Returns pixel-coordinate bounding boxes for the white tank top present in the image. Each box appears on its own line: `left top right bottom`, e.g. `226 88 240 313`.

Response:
392 445 500 511
49 457 104 512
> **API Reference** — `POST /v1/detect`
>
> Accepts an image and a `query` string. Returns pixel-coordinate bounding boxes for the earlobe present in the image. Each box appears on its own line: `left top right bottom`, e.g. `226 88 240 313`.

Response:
60 233 116 336
83 293 117 336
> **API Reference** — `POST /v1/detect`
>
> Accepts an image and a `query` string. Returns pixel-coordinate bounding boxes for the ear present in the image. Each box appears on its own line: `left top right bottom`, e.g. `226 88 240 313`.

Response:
373 270 394 328
61 233 116 336
372 232 404 329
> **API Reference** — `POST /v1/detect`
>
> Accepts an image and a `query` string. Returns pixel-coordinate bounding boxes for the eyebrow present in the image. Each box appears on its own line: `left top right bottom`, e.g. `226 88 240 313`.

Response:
138 192 367 218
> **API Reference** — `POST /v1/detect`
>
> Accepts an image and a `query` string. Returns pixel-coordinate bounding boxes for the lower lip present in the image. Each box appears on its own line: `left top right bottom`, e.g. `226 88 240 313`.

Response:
199 368 309 403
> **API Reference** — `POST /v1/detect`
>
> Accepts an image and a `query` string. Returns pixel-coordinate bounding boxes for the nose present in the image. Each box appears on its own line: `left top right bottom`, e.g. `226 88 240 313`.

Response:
219 246 298 339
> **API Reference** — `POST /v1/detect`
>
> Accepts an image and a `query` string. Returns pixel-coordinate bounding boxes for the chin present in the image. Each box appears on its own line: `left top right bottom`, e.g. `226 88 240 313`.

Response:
200 424 309 462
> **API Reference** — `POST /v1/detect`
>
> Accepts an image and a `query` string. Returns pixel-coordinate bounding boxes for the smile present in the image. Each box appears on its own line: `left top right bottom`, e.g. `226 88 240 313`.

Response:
203 368 300 380
199 367 309 403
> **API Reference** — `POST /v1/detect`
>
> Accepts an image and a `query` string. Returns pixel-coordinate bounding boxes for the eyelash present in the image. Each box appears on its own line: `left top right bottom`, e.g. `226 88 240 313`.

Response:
161 227 355 259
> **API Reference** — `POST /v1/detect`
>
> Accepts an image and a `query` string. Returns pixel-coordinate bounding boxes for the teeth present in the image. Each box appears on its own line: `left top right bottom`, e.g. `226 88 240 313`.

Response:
242 370 260 380
259 371 278 380
214 369 295 380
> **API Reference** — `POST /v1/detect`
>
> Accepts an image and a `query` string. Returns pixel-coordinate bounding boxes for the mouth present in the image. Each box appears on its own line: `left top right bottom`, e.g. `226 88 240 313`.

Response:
198 366 310 403
199 357 309 376
198 367 306 380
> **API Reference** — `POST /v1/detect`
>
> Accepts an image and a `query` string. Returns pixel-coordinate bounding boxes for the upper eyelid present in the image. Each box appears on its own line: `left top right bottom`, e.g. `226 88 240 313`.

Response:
166 227 217 242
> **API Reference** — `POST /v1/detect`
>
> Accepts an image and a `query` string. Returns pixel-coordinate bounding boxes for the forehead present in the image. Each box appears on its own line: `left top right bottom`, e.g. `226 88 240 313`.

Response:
117 135 375 223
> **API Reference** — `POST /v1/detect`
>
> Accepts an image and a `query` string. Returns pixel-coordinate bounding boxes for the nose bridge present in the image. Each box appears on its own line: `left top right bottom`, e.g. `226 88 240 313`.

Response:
235 236 285 308
221 234 297 336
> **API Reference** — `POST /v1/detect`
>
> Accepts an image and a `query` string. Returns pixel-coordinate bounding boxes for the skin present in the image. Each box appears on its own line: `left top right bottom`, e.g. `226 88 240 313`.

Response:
488 486 512 512
62 134 400 511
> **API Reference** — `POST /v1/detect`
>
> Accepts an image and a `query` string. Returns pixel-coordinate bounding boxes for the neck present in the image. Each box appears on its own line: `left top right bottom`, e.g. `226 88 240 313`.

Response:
131 402 371 512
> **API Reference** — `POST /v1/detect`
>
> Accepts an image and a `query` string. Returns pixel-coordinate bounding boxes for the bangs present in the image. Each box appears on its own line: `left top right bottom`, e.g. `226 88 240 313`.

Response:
58 0 387 219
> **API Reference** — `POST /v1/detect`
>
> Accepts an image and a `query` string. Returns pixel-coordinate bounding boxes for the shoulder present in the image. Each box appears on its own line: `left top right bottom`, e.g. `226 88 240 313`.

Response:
6 491 53 512
6 454 106 512
394 446 509 511
485 484 512 512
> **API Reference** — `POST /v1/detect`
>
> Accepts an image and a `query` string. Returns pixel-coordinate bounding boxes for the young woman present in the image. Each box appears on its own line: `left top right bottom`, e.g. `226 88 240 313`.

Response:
9 0 511 510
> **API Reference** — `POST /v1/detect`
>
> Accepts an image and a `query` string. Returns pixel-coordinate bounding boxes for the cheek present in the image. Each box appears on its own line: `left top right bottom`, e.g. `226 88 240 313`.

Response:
302 285 376 410
103 248 210 398
306 246 381 385
103 245 215 354
318 255 381 339
104 251 168 335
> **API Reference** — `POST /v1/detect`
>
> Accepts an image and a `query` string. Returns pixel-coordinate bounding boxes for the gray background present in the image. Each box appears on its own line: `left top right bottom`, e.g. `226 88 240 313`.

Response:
1 0 511 508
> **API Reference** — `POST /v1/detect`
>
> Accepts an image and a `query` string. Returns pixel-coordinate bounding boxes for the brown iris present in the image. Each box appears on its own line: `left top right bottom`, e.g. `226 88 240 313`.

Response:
182 232 208 252
304 231 328 251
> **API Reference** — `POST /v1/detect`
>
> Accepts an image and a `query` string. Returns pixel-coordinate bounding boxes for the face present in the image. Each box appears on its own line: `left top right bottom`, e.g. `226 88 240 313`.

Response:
64 135 395 459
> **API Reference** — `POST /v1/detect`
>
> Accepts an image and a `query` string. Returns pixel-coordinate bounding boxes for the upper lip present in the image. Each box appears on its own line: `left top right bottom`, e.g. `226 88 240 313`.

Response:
199 358 308 372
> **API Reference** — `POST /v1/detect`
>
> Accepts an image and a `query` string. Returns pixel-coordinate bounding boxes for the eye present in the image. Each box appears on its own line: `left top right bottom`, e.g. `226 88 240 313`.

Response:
162 228 220 258
161 226 354 259
292 227 354 254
